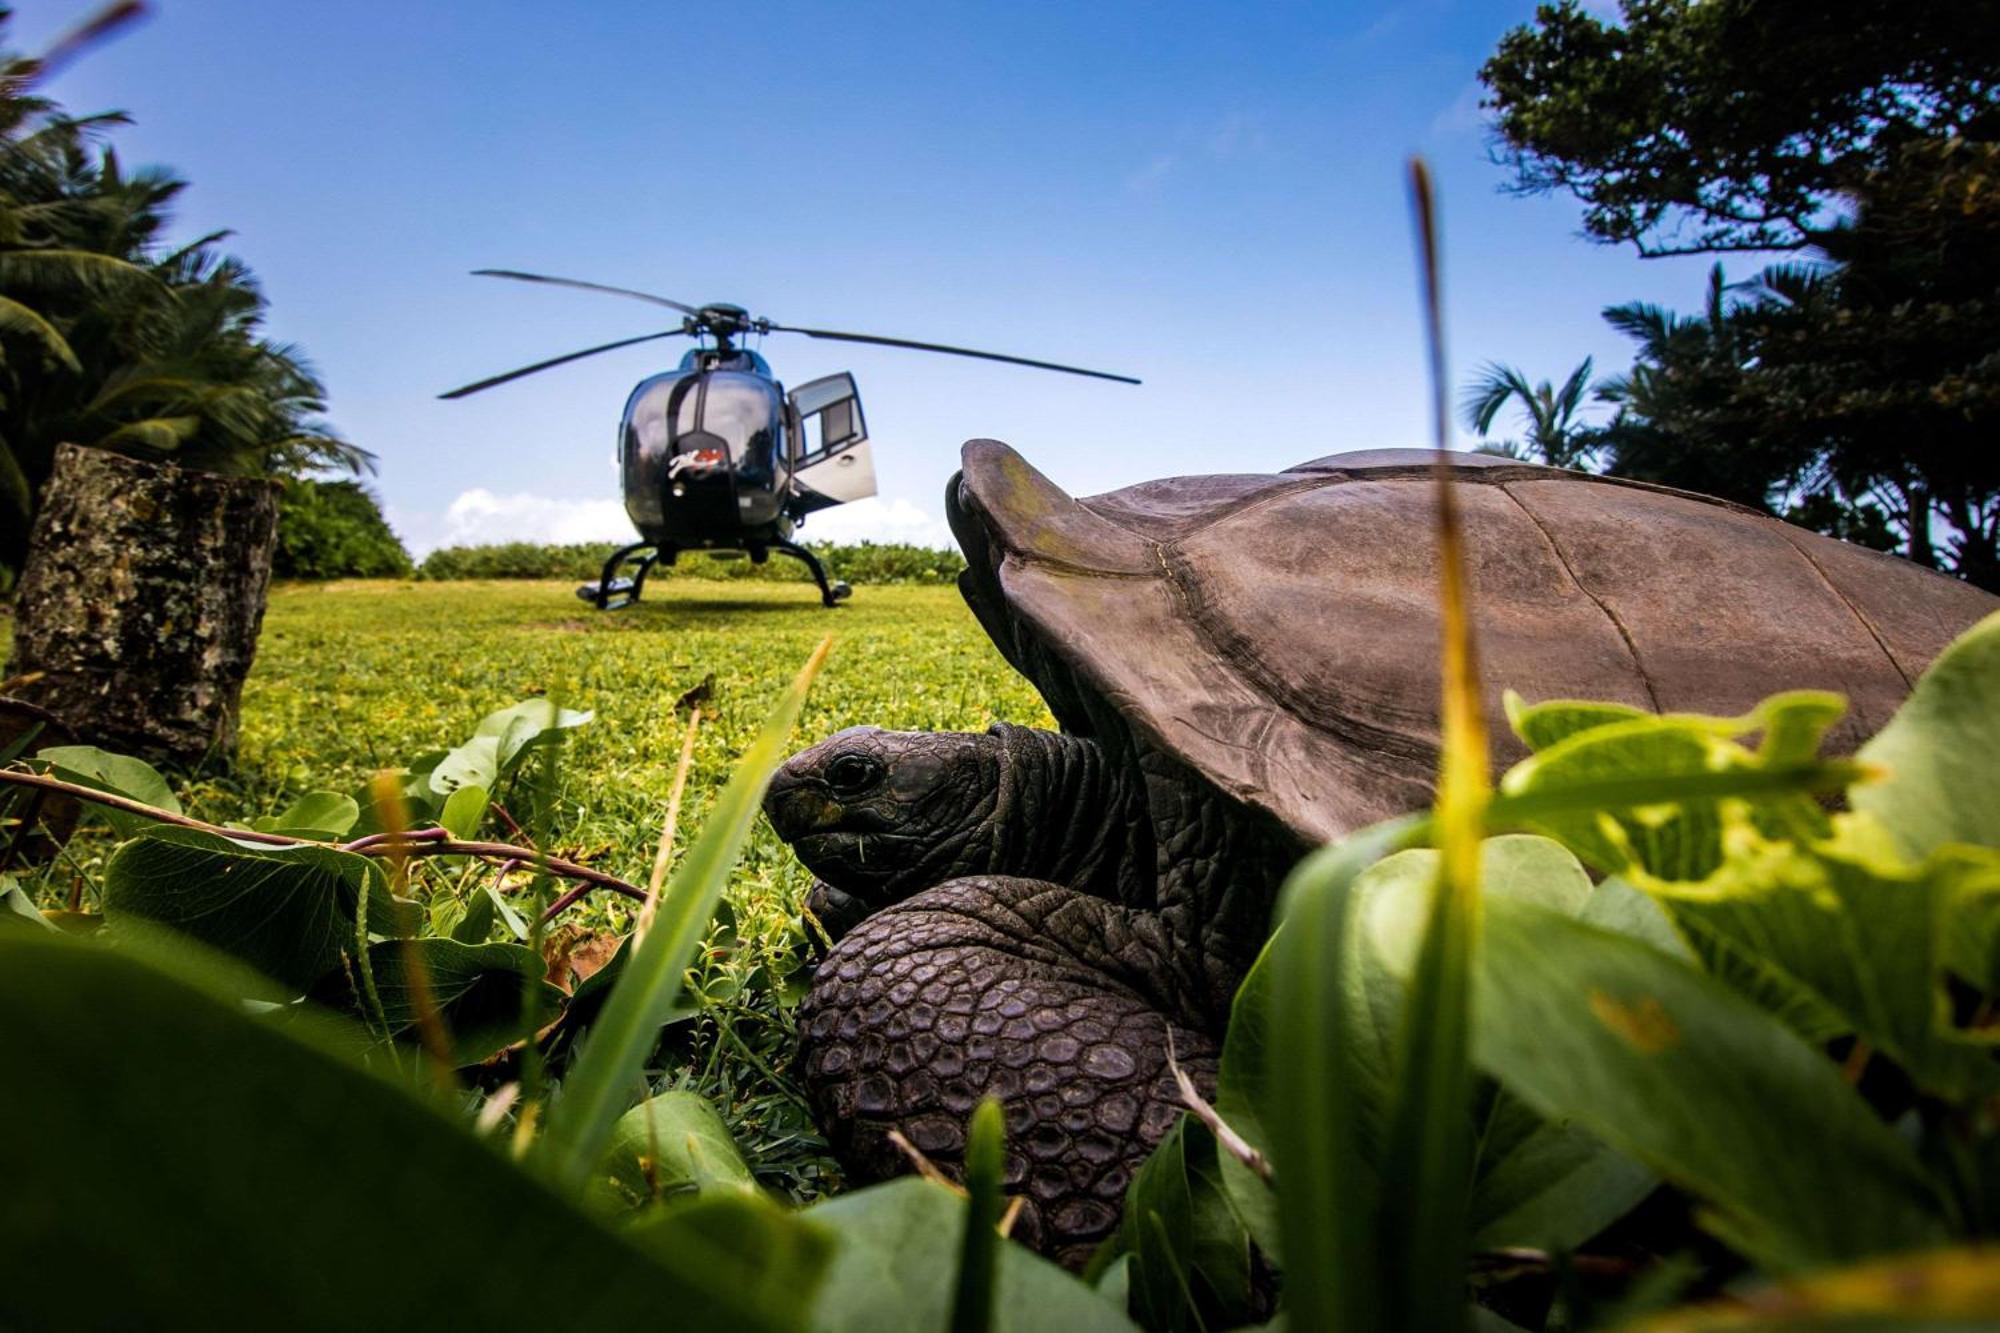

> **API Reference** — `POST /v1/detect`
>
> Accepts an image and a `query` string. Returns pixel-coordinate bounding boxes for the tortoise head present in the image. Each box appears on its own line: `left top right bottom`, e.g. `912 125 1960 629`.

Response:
763 725 1004 918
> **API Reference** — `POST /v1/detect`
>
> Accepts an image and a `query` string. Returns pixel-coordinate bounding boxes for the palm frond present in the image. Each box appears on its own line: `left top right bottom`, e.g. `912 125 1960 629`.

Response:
0 292 79 370
91 414 200 454
1459 361 1537 435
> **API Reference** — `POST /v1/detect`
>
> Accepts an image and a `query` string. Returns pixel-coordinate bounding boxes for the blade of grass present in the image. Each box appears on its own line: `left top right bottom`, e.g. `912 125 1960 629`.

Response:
535 636 831 1191
1377 154 1485 1333
950 1098 1006 1333
637 703 702 940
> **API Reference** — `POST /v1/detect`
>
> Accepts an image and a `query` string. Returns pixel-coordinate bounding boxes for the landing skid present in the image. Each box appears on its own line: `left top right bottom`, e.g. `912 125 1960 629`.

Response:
576 540 664 610
575 539 851 609
756 541 852 608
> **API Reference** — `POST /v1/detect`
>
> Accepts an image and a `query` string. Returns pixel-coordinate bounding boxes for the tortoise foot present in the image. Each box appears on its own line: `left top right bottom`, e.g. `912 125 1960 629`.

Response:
796 875 1217 1268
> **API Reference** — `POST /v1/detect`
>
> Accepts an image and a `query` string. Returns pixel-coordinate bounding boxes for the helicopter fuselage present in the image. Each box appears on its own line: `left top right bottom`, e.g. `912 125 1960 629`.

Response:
619 347 872 551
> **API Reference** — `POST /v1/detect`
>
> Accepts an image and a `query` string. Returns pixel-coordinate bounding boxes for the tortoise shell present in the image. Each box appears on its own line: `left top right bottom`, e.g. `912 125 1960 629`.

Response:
947 441 1999 845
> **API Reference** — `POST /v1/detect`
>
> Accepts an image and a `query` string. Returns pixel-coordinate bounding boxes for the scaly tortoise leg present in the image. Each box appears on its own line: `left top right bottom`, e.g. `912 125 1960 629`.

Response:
796 875 1218 1268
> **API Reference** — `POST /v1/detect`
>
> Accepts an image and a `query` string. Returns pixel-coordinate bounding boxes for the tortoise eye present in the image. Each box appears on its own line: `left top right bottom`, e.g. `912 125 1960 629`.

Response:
826 753 883 796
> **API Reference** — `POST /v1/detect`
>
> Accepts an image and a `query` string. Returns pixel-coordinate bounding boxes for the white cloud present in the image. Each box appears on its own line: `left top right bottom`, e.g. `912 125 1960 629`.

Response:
793 496 958 550
419 489 956 554
438 489 634 550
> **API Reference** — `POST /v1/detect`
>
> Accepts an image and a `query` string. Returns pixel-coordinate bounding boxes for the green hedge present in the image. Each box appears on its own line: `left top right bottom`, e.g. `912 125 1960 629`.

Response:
415 541 964 586
275 480 413 580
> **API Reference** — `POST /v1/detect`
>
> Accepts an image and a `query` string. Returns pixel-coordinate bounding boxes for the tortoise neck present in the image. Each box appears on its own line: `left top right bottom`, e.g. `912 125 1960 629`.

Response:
986 723 1148 901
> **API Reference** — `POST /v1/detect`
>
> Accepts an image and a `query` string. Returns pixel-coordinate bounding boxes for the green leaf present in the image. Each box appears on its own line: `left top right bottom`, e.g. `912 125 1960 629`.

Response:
450 881 498 943
536 642 826 1190
1467 1086 1656 1253
253 790 360 839
438 783 488 840
307 938 558 1066
1213 934 1283 1263
476 697 595 769
1266 817 1422 1333
0 931 796 1330
1 876 54 932
802 1178 1136 1333
37 744 180 837
429 734 500 796
1496 693 1845 880
588 1090 758 1215
1116 1117 1256 1333
432 699 595 797
103 827 416 994
1645 828 2000 1100
622 1191 834 1328
1854 610 2000 861
1351 837 1656 1254
1505 690 1649 751
1474 897 1949 1270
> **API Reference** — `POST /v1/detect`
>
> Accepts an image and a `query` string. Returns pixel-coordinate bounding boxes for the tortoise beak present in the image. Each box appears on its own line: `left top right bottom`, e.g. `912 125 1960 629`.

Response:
762 771 842 841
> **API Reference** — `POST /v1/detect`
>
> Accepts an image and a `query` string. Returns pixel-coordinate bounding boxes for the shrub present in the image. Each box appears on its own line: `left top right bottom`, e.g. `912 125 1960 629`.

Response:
273 480 412 580
416 540 964 585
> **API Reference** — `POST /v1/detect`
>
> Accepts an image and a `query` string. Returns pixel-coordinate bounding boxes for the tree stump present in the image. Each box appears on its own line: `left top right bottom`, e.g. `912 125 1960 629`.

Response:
6 444 281 768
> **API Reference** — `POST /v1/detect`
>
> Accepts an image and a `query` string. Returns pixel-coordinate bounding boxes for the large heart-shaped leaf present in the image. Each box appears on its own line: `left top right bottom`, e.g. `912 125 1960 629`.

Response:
1217 834 1654 1268
104 827 417 993
0 931 793 1330
307 937 558 1065
1356 837 1656 1254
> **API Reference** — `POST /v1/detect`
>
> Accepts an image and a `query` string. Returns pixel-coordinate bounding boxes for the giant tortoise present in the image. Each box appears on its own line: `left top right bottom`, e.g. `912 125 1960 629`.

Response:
764 441 1998 1265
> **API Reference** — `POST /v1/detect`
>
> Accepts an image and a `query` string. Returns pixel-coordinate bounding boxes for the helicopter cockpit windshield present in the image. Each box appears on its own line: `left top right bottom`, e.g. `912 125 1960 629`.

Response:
620 369 787 533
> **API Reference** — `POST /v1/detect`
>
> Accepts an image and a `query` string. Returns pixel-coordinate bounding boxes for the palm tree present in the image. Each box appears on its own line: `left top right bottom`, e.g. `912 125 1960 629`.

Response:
0 16 370 574
1457 357 1601 470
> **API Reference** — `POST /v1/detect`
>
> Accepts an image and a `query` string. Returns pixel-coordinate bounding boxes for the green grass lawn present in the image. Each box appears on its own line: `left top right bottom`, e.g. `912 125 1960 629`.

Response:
9 577 1051 1198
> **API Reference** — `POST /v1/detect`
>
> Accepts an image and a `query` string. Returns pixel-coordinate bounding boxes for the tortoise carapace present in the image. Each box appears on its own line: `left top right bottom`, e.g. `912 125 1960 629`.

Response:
439 273 1137 609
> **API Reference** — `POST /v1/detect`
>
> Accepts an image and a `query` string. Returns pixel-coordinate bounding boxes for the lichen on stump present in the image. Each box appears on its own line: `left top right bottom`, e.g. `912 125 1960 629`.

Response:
7 444 280 768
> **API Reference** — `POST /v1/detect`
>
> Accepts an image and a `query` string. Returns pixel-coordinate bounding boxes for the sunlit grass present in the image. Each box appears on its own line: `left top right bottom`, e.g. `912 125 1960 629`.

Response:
7 577 1050 1199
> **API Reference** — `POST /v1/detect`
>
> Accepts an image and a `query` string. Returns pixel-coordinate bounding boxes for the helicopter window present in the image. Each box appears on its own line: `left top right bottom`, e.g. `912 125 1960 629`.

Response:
792 373 866 466
697 377 780 489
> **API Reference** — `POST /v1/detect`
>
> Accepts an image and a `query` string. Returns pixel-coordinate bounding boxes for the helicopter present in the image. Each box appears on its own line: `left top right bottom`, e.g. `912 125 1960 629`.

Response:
441 271 1139 609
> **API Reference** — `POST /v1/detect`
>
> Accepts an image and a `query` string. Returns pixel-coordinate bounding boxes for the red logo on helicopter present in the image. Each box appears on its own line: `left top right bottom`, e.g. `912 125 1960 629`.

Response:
668 447 728 478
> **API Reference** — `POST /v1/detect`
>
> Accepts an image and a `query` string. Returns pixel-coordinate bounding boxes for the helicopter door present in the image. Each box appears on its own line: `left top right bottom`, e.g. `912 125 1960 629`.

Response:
789 373 876 512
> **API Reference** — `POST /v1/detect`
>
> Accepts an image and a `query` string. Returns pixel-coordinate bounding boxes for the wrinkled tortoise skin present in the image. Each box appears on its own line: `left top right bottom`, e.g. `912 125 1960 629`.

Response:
796 876 1217 1268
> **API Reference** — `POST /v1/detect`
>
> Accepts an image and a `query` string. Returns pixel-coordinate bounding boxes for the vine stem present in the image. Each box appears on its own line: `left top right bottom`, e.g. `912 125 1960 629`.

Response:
0 767 646 906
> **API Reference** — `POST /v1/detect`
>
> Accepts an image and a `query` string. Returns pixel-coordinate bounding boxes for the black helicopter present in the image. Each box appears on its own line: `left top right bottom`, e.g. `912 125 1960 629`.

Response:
441 271 1138 608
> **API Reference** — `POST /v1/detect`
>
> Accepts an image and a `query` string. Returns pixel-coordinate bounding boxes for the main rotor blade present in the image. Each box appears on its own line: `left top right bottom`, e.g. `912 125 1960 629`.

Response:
471 269 701 318
438 330 683 399
762 323 1140 384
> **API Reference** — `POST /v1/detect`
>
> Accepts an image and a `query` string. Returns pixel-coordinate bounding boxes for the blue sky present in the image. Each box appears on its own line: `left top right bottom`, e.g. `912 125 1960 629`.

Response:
20 0 1734 553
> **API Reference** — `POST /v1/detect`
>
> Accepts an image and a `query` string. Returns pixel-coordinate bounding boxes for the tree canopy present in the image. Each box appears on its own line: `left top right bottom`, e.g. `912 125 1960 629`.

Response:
1481 0 2000 257
1476 1 2000 591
